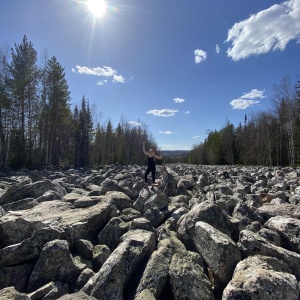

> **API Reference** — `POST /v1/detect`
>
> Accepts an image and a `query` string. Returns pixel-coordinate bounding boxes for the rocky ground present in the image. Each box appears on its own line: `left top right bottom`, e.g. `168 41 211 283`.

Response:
0 164 300 300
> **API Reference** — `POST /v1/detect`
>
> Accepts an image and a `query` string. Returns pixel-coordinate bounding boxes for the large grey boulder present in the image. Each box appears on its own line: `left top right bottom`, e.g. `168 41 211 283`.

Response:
0 199 116 247
257 203 300 221
0 179 66 205
169 252 214 300
97 217 130 251
0 263 34 292
194 221 241 286
82 230 156 299
238 229 300 280
0 286 29 300
177 201 239 251
0 226 64 266
223 255 299 300
135 231 186 298
264 216 300 253
28 239 83 292
28 281 69 300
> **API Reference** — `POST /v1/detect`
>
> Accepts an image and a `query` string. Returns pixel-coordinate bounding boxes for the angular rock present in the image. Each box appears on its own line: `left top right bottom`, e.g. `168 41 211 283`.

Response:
74 239 94 260
223 255 299 300
0 286 29 300
0 263 34 292
257 227 283 247
264 216 300 253
143 207 166 228
0 179 66 205
238 229 300 280
143 192 168 213
75 269 95 291
0 199 115 247
93 245 111 272
28 281 68 300
177 201 239 251
97 217 130 251
28 239 83 292
194 221 241 285
257 203 300 221
135 231 186 298
0 226 64 266
82 230 156 299
169 252 214 300
57 291 97 300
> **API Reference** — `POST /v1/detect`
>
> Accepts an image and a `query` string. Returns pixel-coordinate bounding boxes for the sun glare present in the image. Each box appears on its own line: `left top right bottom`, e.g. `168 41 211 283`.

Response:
86 0 107 18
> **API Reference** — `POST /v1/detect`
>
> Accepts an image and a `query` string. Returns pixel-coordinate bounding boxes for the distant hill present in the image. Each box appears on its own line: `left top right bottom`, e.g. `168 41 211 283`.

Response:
163 150 189 157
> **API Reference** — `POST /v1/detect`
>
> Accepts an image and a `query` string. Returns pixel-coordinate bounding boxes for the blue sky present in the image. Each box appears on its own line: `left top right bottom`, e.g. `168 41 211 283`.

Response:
1 0 300 150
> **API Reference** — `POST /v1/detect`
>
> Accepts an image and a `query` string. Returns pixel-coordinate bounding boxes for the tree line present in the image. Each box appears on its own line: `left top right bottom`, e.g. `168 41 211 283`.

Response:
0 35 157 169
188 77 300 166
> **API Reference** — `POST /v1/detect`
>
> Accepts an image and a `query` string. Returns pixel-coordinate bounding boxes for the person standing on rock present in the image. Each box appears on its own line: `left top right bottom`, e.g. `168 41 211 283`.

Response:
143 141 163 188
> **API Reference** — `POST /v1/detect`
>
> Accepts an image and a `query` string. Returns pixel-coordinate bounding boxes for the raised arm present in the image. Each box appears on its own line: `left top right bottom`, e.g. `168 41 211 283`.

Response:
143 141 148 156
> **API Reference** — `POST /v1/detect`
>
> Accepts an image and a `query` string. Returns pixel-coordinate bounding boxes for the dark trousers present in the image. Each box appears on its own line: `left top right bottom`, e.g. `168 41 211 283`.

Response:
145 166 156 183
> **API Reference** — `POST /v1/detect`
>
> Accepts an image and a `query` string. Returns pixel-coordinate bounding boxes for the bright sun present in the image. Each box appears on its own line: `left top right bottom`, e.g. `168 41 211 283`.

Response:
86 0 107 18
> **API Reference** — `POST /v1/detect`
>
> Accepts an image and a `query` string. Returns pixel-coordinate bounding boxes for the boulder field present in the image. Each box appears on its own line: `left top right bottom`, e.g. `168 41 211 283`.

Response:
0 164 300 299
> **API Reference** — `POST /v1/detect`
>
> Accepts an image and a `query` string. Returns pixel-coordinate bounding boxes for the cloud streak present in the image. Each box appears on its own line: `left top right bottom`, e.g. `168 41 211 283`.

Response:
159 131 177 135
226 0 300 61
146 109 179 117
73 65 126 84
230 89 266 109
128 121 142 126
173 97 185 103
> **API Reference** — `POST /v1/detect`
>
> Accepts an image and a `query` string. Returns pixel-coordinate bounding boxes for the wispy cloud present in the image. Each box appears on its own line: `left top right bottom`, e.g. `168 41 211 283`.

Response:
173 97 185 103
96 80 108 86
128 121 141 126
241 89 266 99
112 74 125 83
230 89 266 109
194 49 207 64
159 131 178 135
226 0 300 61
146 109 179 117
184 111 191 115
216 44 221 54
192 136 201 139
73 65 126 84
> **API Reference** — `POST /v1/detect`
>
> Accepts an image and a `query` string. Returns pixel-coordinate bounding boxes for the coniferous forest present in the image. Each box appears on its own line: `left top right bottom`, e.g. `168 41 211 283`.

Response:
1 35 300 169
0 35 157 169
188 76 300 166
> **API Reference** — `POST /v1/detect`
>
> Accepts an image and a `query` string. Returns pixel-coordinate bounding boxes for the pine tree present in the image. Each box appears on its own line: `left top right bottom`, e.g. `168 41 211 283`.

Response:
44 56 71 166
6 35 39 167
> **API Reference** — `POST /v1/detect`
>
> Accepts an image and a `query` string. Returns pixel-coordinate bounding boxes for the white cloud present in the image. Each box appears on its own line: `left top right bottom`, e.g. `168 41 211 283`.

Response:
74 65 126 84
216 44 221 54
159 131 177 135
96 80 108 86
194 49 207 64
230 99 260 109
146 109 179 117
128 121 141 126
241 89 266 99
192 136 201 139
75 65 116 76
230 89 266 109
226 0 300 61
184 110 191 115
173 97 185 103
113 74 125 83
